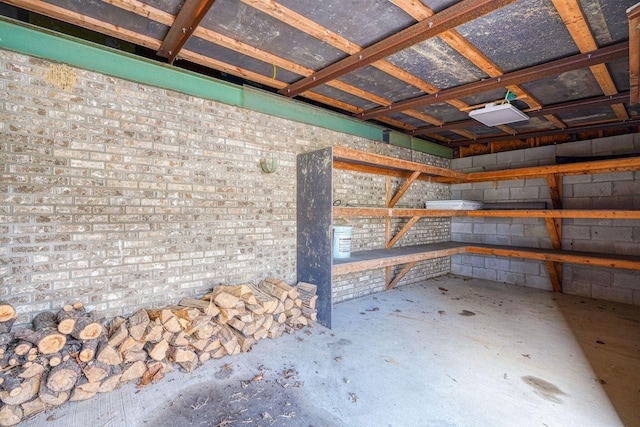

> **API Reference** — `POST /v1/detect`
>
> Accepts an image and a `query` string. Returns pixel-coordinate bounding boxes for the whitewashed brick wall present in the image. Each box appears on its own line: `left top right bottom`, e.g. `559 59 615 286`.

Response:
0 50 450 321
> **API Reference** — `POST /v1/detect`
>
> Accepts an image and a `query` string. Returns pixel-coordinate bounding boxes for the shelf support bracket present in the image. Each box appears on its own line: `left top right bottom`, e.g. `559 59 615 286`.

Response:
386 262 417 290
545 174 563 292
387 216 421 248
388 171 421 208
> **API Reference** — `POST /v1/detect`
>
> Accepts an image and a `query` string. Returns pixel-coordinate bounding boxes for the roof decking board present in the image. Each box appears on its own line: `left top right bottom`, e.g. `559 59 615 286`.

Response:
277 0 416 48
456 0 579 73
388 37 489 90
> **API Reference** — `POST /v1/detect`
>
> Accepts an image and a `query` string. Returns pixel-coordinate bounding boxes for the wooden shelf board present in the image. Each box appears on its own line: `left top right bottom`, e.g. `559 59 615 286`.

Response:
332 241 640 276
333 207 640 219
332 146 465 180
332 242 466 275
436 156 640 184
466 243 640 270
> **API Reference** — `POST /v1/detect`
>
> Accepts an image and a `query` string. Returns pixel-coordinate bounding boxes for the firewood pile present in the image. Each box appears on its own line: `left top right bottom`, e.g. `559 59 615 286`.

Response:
0 279 318 426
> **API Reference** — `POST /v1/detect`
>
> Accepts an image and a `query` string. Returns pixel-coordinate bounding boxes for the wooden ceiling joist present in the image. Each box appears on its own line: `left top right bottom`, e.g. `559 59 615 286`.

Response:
411 92 630 136
359 41 629 120
629 3 640 105
157 0 217 64
551 0 629 119
278 0 515 98
445 118 640 148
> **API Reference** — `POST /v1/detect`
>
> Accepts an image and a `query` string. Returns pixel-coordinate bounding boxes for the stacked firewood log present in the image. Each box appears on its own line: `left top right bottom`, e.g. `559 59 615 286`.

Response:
0 279 317 426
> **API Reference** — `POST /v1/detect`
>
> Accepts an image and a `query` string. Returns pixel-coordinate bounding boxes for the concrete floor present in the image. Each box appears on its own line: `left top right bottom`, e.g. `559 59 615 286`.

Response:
22 275 639 426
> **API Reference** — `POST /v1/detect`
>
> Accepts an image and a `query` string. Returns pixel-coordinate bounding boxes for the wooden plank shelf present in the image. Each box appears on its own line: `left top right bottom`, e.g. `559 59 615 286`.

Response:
298 146 640 327
332 242 467 275
332 242 640 276
465 243 640 271
334 207 640 219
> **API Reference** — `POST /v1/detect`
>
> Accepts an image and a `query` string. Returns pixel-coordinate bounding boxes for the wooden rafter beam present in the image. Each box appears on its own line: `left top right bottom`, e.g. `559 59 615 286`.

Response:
444 117 640 148
279 0 515 98
239 0 477 138
410 92 630 136
551 0 628 119
359 41 628 119
629 3 640 105
157 0 217 64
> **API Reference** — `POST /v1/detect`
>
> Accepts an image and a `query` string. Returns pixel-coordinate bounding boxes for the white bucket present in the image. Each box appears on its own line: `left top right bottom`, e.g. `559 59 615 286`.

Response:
333 226 352 259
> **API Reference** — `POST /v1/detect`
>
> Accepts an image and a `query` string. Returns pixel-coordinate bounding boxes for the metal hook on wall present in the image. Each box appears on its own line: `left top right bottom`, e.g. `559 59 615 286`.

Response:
260 157 278 173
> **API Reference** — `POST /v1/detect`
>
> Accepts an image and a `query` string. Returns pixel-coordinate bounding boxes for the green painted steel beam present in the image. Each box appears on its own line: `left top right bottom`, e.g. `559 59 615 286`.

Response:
244 87 383 141
0 16 243 107
0 16 453 158
411 138 454 159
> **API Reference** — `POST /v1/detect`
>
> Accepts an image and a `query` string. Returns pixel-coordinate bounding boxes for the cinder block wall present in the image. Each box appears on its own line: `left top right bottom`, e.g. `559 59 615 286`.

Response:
0 50 450 322
451 135 640 306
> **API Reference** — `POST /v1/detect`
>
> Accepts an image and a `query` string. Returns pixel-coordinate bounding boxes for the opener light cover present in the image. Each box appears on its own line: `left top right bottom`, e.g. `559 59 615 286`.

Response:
469 102 529 127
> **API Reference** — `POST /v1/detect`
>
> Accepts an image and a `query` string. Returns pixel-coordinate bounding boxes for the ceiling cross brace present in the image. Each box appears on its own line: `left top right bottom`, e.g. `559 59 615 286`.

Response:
278 0 515 98
359 41 629 120
411 92 630 136
157 0 217 64
443 118 640 148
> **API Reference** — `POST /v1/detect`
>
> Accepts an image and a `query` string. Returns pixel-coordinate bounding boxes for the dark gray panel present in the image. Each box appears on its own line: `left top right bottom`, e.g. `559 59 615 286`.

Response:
184 36 301 84
422 0 459 13
339 66 426 103
557 105 619 125
311 85 381 111
520 68 602 105
456 0 578 72
143 0 184 16
203 0 347 70
278 0 415 47
416 102 470 123
608 58 631 92
388 38 488 90
297 147 333 328
43 0 169 40
579 0 637 45
459 88 513 108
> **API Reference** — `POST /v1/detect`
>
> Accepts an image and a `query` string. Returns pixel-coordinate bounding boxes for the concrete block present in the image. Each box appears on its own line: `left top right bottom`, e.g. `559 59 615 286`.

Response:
485 257 510 271
613 180 640 196
562 280 592 298
510 259 540 275
593 171 634 183
555 139 592 156
572 266 612 286
572 182 612 198
524 145 555 163
591 284 633 305
472 266 497 281
483 187 510 201
563 174 592 184
483 234 511 245
473 222 497 235
451 222 473 234
524 274 553 291
592 134 634 154
592 226 633 242
496 149 525 166
613 270 640 290
451 156 473 171
509 185 540 201
451 262 472 276
497 270 525 285
524 224 550 238
562 225 591 240
472 153 497 169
